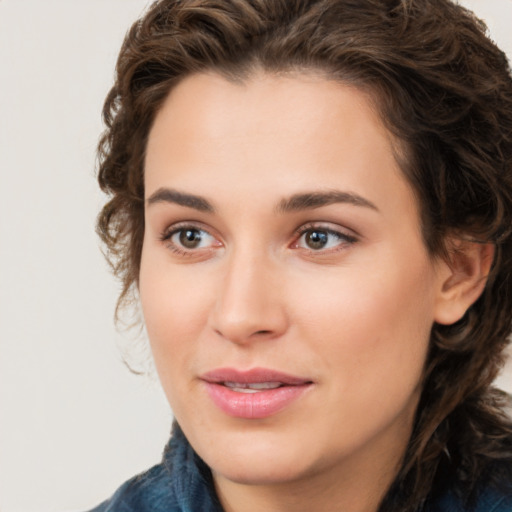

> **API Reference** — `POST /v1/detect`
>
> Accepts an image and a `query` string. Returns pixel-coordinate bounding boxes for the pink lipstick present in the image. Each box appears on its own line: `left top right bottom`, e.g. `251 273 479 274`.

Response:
200 368 313 419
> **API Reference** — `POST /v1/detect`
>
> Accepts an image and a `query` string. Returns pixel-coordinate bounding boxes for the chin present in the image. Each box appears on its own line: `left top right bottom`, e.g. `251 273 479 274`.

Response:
211 452 312 486
187 420 315 484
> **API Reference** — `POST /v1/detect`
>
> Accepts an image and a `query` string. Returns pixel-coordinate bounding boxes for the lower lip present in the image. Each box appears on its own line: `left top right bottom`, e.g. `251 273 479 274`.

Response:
203 382 311 419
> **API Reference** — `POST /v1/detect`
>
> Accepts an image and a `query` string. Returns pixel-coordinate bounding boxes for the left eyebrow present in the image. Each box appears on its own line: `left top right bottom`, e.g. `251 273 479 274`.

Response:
276 190 378 213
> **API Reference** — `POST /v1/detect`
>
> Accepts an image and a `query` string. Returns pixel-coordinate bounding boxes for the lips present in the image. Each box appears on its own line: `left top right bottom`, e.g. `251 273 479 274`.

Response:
200 368 313 419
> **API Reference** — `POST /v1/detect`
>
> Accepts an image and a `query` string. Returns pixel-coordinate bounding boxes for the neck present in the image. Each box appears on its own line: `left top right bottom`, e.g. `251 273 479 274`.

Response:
215 471 393 512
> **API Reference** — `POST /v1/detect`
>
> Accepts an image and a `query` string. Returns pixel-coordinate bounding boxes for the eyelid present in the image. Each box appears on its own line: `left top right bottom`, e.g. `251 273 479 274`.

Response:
160 220 214 240
291 222 359 252
159 221 222 256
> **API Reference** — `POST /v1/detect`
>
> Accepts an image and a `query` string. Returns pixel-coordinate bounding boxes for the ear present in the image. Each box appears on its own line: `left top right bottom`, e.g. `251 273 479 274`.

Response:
434 240 495 325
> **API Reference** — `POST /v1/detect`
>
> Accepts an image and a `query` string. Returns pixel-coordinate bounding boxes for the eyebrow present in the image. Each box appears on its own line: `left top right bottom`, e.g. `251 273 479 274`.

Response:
146 188 215 213
276 190 378 213
146 187 377 215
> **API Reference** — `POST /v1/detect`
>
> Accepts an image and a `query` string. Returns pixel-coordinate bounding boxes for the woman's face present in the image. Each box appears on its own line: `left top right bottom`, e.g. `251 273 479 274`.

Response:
140 72 449 489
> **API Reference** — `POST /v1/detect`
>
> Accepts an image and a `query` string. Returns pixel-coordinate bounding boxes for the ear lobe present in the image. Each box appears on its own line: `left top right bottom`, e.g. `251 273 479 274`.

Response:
434 240 494 326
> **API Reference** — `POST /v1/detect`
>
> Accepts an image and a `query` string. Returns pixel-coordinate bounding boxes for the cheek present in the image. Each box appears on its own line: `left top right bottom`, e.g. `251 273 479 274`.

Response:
299 259 433 331
139 273 212 424
292 253 436 394
139 254 214 382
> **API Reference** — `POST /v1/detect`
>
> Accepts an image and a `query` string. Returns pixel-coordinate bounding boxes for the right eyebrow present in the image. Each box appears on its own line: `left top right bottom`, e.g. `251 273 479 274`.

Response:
146 187 215 213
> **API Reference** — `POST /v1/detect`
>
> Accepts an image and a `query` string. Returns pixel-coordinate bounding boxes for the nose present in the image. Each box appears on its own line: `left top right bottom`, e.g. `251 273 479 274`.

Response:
209 250 288 345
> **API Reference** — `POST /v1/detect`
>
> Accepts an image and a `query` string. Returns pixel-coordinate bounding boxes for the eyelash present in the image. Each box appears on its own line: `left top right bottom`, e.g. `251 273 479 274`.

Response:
292 223 358 253
159 222 358 257
159 223 219 257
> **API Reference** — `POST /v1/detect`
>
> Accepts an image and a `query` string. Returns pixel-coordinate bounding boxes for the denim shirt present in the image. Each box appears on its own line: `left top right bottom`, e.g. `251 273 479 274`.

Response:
88 425 222 512
88 425 512 512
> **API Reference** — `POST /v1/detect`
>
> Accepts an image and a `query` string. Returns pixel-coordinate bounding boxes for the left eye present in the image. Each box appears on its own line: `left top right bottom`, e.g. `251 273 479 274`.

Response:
296 228 353 251
169 227 216 250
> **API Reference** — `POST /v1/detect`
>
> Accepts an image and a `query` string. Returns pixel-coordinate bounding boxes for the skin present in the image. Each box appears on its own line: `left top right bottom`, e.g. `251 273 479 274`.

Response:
139 71 489 512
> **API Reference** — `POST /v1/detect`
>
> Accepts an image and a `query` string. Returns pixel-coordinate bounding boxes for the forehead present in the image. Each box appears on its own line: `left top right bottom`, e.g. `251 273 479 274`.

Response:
147 72 396 170
149 71 386 134
144 71 418 224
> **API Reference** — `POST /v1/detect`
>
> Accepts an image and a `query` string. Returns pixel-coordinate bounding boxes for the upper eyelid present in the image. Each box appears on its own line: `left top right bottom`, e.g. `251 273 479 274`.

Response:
160 221 215 240
294 222 359 239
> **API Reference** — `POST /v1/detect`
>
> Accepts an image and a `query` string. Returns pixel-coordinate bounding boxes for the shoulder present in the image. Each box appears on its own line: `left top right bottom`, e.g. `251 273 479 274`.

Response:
427 487 512 512
426 460 512 512
85 424 222 512
86 463 180 512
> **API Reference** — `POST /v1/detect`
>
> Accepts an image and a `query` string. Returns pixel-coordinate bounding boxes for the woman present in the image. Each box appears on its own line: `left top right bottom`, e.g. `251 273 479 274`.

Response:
91 0 512 511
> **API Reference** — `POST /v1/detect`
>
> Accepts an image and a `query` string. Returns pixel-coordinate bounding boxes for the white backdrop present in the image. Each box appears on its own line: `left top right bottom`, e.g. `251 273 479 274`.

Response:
1 1 511 511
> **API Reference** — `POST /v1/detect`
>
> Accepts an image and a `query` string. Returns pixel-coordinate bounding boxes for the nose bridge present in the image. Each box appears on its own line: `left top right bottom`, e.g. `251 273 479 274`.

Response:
210 244 287 343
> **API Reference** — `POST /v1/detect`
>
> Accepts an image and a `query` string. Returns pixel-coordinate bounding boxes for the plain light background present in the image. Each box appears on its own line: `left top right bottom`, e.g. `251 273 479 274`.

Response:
1 1 512 511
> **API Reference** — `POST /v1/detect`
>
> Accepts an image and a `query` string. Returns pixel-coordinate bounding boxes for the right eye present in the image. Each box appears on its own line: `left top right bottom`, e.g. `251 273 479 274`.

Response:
161 225 221 255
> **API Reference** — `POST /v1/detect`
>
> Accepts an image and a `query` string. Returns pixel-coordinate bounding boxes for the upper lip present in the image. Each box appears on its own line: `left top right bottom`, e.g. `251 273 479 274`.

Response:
200 367 312 386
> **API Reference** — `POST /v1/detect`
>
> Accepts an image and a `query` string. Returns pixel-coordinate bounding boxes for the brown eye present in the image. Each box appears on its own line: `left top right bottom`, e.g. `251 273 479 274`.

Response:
178 228 203 249
164 225 219 254
296 227 357 252
305 230 329 250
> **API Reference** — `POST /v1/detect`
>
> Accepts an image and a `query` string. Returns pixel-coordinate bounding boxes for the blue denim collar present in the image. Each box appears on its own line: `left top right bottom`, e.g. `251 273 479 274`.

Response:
162 422 223 512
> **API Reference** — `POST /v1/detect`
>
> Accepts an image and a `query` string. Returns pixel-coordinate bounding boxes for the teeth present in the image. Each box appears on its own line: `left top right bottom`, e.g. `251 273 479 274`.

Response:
229 388 260 394
224 381 282 392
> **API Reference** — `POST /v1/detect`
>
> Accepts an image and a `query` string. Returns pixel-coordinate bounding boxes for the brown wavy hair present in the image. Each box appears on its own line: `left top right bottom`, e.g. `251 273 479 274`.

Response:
97 0 512 509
